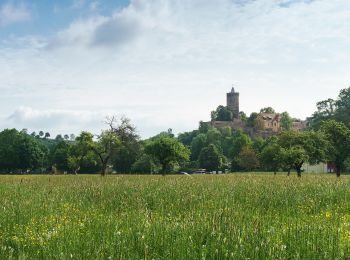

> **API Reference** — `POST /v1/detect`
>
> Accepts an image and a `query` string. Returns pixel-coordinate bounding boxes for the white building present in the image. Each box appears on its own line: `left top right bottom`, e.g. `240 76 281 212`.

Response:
302 163 328 173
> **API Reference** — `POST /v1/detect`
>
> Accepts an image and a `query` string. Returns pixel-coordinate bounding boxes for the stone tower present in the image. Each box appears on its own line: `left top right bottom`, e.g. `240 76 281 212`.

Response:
227 87 239 119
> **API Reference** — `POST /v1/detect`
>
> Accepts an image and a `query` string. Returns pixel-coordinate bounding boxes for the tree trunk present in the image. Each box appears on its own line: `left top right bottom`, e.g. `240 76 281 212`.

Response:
296 162 303 178
101 162 107 177
297 168 302 178
336 166 341 177
287 169 291 176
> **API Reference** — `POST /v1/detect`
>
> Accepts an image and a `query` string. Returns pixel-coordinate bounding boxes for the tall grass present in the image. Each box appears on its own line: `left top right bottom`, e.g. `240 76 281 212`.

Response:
0 174 349 259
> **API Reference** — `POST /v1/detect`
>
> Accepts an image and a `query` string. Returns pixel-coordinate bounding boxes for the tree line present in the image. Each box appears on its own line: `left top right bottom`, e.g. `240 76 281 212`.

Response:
0 87 350 176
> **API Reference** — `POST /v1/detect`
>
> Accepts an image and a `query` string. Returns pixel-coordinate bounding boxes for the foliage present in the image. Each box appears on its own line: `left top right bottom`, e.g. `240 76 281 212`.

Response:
0 129 47 173
50 141 71 172
310 87 350 129
260 107 276 113
211 105 233 121
282 146 308 177
92 131 121 176
190 134 207 161
280 111 293 130
278 130 327 176
131 154 161 174
230 130 252 158
145 136 190 174
335 87 350 127
260 142 284 173
253 117 265 131
239 111 248 122
178 130 199 146
198 121 210 134
320 120 350 176
246 112 258 127
198 144 225 172
237 147 259 171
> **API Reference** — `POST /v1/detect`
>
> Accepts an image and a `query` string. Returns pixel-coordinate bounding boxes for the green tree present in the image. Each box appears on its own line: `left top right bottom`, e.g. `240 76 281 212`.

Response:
0 129 47 173
106 116 141 173
206 128 222 148
260 107 276 113
246 112 258 127
178 130 199 146
310 98 336 129
64 132 92 174
278 130 327 177
92 131 121 176
239 111 248 123
230 130 252 158
145 136 190 175
198 121 210 133
67 156 80 174
50 141 71 172
335 87 350 127
237 147 259 171
198 144 224 172
260 143 284 174
18 134 47 172
280 112 293 131
320 120 350 177
55 134 63 141
190 134 207 161
282 146 308 177
211 105 233 121
131 154 161 174
70 134 76 141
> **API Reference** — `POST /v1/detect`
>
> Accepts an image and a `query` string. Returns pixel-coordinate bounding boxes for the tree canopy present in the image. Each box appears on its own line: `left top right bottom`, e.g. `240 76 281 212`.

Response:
145 136 190 174
211 105 233 121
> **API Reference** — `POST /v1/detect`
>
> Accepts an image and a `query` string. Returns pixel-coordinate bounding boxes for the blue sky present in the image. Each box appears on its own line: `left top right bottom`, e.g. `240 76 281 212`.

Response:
0 0 129 38
0 0 349 137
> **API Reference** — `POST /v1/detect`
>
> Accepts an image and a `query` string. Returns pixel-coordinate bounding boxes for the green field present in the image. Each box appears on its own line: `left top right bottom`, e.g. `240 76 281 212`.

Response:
0 174 350 259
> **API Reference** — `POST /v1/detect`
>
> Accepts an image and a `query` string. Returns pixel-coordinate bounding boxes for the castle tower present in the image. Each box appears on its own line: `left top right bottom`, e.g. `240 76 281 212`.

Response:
227 87 239 119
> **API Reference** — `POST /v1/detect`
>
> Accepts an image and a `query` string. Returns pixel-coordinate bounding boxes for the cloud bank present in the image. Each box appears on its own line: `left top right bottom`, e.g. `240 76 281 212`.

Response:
0 0 350 137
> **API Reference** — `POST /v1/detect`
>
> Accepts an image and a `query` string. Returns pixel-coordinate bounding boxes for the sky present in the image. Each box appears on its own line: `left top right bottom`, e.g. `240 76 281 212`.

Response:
0 0 349 138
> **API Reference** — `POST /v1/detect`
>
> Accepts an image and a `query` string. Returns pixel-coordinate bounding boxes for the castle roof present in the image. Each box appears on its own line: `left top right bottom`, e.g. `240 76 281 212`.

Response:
259 113 280 122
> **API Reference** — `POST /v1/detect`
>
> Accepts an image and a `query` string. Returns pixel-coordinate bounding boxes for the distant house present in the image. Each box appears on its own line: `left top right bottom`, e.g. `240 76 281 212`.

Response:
302 163 336 173
258 113 281 132
292 119 308 131
302 163 328 173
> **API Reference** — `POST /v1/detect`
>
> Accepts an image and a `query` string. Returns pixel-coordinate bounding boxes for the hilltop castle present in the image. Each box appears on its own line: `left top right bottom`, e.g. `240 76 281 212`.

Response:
208 87 307 137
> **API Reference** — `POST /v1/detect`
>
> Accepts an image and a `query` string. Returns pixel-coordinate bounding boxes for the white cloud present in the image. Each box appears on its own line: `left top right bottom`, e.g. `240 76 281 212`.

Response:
0 3 31 27
71 0 86 10
1 0 350 137
7 107 104 135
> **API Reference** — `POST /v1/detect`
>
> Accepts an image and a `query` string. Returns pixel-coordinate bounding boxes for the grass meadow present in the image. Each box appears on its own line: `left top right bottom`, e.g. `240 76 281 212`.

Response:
0 173 350 259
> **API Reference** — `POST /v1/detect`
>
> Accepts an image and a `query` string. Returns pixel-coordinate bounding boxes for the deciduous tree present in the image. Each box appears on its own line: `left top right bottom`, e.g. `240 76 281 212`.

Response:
199 144 224 172
145 136 190 175
320 120 350 177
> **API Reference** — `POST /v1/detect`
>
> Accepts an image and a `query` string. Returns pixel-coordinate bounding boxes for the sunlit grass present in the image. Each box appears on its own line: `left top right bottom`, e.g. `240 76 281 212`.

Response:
0 173 349 258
